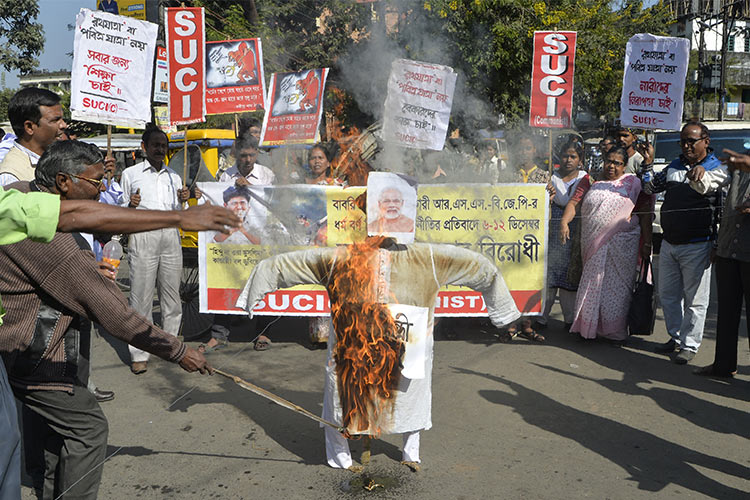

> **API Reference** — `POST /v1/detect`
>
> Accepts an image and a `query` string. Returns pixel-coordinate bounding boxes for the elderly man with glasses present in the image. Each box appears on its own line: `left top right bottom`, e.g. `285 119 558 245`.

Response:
642 121 729 364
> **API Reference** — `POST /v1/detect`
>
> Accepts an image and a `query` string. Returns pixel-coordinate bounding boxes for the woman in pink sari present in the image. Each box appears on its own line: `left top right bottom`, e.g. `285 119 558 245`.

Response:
560 147 652 342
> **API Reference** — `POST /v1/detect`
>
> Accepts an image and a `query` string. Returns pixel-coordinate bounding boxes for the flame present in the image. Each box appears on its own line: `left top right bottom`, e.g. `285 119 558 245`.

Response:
327 86 373 187
327 236 403 435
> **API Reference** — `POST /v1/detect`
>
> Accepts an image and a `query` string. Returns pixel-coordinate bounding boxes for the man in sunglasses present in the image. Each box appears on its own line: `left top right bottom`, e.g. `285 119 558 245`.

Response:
642 122 729 364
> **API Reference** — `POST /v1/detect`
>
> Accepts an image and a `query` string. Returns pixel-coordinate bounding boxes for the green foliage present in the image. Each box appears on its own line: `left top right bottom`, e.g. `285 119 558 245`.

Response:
409 0 674 125
0 87 17 122
0 0 44 74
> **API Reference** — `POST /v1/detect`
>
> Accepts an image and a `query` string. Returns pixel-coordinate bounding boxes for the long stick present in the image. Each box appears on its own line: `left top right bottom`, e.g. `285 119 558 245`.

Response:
182 125 188 188
214 369 345 433
106 125 113 183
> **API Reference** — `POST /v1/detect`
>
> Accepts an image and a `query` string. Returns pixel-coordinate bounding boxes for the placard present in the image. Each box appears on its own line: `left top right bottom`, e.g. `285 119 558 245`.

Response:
166 7 206 125
206 39 266 115
70 8 157 127
620 33 689 131
529 31 577 128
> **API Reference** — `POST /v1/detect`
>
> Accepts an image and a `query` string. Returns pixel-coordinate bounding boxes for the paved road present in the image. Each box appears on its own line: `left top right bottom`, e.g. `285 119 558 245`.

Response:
21 271 749 499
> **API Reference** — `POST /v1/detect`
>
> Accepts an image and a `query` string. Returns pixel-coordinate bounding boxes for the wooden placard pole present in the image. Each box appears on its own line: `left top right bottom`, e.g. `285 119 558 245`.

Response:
106 125 113 183
182 125 188 189
548 129 553 173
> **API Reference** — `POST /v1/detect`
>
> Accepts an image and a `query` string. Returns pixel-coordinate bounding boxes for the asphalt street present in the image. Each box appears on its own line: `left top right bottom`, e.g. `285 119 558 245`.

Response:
20 262 750 500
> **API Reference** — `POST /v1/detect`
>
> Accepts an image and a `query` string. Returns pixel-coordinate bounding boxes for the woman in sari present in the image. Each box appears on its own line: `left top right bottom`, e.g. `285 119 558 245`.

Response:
541 139 588 330
560 147 652 342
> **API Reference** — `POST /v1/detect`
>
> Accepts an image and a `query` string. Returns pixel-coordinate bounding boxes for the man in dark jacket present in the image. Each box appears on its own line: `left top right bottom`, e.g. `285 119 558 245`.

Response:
643 122 729 364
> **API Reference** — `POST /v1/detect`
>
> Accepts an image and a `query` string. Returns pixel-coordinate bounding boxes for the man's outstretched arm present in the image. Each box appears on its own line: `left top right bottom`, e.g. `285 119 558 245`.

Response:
57 201 241 234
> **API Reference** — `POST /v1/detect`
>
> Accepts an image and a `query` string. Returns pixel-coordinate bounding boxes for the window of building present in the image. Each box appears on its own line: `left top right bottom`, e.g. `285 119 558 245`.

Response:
745 36 750 52
728 34 735 51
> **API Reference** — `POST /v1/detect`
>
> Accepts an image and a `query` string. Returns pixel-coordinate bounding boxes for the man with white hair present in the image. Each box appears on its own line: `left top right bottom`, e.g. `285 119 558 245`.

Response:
367 186 415 233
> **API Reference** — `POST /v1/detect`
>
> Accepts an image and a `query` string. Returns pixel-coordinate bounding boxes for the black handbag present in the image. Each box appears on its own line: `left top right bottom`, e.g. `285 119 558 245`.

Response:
628 257 656 336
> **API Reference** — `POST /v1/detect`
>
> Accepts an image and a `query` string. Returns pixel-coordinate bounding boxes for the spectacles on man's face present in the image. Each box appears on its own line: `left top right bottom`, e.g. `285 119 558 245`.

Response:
69 173 104 189
680 136 708 148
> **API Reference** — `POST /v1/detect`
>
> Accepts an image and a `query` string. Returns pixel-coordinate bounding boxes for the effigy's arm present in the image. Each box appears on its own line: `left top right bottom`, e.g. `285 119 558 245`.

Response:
428 243 522 328
236 247 336 316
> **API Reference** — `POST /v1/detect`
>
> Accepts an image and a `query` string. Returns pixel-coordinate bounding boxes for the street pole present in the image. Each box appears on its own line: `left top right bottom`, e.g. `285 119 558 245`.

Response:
697 17 706 120
719 5 729 121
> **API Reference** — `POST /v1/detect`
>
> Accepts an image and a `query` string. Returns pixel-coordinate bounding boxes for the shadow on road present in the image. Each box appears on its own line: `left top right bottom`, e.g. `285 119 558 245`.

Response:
452 366 750 498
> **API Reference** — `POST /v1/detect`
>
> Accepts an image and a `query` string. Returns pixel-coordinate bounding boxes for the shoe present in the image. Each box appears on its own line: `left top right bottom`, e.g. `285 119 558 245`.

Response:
655 339 677 354
131 361 148 374
693 364 735 378
673 349 695 365
93 388 115 402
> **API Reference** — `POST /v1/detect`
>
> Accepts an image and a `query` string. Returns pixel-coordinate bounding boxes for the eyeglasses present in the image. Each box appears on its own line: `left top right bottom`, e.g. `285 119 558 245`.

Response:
380 198 403 204
603 159 625 167
69 173 104 189
680 136 708 147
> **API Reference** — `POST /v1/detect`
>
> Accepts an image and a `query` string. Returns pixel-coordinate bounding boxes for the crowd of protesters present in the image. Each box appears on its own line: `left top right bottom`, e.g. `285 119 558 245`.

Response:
0 86 748 499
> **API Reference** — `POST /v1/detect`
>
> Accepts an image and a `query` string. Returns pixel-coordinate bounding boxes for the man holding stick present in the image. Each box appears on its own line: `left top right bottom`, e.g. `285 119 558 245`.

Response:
0 140 240 499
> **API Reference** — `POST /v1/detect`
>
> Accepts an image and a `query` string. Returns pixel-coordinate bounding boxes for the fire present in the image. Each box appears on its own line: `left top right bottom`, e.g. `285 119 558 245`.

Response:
327 86 373 187
327 236 403 435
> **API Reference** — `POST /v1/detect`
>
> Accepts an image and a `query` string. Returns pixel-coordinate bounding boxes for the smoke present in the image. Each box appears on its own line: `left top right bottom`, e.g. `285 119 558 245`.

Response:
334 1 499 179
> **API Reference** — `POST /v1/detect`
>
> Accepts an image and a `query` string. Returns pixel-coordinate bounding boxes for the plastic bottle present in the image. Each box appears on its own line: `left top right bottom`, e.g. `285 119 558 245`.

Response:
102 238 123 270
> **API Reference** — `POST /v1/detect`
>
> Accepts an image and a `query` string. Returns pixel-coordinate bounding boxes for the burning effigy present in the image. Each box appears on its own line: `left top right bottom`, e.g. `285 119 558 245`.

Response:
236 177 521 468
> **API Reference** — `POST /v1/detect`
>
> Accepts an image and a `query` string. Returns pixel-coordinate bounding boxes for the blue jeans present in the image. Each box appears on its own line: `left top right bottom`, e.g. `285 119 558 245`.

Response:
658 240 713 352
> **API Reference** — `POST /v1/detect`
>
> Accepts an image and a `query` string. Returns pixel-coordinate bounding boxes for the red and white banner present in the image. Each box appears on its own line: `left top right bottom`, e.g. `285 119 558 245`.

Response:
260 68 328 146
166 7 205 126
206 39 266 115
529 31 577 128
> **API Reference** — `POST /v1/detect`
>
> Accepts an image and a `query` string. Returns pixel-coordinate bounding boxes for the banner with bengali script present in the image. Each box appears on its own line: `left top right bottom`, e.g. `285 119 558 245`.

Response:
166 7 206 126
198 183 547 316
259 68 328 146
70 8 157 127
529 31 577 129
620 33 689 131
97 0 146 19
382 59 457 150
205 39 266 115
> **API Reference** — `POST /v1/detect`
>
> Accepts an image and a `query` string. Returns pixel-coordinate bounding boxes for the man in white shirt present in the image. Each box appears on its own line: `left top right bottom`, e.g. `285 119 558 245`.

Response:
0 88 68 186
120 126 190 374
219 134 275 186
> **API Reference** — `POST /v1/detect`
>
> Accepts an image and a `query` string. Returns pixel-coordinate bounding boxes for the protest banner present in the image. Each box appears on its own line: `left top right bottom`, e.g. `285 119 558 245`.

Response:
260 69 328 146
529 31 577 129
153 46 168 104
206 39 266 115
198 183 547 316
70 8 157 128
97 0 146 19
166 7 206 125
620 33 689 131
382 59 457 151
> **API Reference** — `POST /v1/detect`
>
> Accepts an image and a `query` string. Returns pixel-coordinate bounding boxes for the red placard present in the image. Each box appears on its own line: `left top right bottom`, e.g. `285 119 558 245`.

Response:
260 68 328 146
529 31 576 128
166 7 205 125
205 39 266 115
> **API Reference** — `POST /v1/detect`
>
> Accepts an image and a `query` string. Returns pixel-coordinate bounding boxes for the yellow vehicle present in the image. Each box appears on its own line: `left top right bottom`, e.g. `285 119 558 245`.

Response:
166 129 238 248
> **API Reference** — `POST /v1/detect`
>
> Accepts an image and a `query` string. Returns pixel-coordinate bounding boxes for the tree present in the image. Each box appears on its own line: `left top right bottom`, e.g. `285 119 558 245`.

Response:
404 0 674 126
0 0 44 74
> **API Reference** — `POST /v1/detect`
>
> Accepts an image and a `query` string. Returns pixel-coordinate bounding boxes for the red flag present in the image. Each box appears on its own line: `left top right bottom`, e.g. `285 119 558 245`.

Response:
166 7 205 125
529 31 577 128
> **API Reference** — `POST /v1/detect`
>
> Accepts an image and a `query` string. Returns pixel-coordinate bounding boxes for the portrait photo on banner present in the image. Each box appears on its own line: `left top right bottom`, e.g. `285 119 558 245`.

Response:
367 172 418 244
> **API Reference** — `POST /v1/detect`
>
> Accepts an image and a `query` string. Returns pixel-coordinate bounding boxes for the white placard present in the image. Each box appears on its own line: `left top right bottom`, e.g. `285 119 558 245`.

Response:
620 33 689 131
382 59 457 151
387 304 429 380
70 8 157 127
